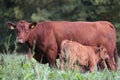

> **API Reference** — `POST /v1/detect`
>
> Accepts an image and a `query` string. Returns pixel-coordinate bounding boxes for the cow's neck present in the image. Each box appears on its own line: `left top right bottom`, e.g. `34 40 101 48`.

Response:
26 30 38 49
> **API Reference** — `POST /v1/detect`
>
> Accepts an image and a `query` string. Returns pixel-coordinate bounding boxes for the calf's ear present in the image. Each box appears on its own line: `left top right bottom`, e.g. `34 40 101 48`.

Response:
29 22 37 29
6 22 16 29
95 45 103 53
99 45 103 51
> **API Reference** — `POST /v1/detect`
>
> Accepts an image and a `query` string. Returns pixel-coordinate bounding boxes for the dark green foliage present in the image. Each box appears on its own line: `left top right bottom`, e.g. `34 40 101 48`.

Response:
0 0 120 53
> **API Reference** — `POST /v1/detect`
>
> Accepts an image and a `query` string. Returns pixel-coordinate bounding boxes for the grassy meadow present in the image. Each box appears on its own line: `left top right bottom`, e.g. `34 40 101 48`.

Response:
0 39 120 80
0 52 120 80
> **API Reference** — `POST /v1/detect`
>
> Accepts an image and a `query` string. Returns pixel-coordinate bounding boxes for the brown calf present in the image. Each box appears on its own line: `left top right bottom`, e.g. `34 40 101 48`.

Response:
60 40 109 72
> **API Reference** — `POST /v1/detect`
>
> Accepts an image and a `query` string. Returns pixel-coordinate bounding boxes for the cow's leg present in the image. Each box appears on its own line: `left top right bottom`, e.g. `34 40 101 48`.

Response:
78 65 86 73
89 57 97 72
114 47 118 70
89 61 96 73
97 59 106 71
89 60 97 72
33 53 47 63
105 57 115 71
89 66 95 73
69 57 76 70
46 48 57 68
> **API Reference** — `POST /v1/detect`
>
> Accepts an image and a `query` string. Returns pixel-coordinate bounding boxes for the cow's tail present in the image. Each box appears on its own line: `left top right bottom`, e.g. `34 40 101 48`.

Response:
109 22 118 70
114 47 118 70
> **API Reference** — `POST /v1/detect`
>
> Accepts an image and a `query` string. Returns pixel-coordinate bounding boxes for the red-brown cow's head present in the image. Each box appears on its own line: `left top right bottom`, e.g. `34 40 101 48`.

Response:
6 20 37 43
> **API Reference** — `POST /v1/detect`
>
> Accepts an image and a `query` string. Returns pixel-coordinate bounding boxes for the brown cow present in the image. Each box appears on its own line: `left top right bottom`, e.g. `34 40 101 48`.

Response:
6 20 118 70
59 40 109 72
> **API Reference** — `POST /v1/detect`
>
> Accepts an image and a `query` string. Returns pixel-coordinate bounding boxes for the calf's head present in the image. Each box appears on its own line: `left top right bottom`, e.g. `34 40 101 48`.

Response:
7 20 37 43
96 45 110 59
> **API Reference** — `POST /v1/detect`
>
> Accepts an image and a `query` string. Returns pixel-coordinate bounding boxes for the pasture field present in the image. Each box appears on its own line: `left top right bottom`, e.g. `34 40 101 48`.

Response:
0 53 120 80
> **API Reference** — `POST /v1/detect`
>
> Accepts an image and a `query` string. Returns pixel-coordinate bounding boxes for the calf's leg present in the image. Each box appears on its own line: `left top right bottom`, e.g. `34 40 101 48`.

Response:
59 53 65 70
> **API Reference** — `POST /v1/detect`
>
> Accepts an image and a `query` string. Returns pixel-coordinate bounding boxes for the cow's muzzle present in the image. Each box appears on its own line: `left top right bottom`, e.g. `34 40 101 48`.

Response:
16 38 24 43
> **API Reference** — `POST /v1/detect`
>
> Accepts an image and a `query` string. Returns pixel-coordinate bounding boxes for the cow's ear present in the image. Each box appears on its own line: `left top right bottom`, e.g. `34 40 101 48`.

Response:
6 22 16 29
29 22 37 29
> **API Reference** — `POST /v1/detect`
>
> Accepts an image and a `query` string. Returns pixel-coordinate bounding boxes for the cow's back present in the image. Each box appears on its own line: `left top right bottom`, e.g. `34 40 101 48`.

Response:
45 21 116 55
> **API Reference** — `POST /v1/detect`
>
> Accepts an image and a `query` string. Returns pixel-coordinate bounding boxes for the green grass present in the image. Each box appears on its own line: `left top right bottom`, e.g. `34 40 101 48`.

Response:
0 53 120 80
